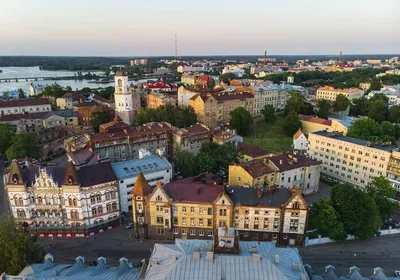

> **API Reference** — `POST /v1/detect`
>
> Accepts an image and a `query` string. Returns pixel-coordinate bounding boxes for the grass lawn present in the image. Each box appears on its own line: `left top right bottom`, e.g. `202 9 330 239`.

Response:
243 115 293 152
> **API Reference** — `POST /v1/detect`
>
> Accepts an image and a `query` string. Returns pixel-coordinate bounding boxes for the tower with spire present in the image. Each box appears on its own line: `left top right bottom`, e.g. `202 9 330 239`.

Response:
114 71 135 126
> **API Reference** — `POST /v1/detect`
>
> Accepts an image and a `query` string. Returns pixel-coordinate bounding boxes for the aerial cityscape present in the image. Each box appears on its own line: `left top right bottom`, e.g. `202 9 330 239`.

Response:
0 0 399 280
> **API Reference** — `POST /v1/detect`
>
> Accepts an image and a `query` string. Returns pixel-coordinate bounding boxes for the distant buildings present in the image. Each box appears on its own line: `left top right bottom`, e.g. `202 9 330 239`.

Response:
130 58 148 66
306 264 395 280
180 74 197 85
0 98 51 115
56 92 84 110
212 127 243 145
222 66 245 77
368 89 400 105
28 83 45 97
147 91 177 109
177 65 207 73
172 123 210 156
316 86 364 101
74 101 114 126
145 81 172 92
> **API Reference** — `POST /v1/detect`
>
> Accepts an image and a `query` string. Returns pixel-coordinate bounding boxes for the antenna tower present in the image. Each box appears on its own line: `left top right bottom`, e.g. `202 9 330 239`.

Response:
175 34 178 59
339 51 343 63
264 49 267 65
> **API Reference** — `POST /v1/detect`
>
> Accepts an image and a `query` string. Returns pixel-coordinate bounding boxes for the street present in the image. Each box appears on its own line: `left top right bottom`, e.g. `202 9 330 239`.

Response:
300 234 400 276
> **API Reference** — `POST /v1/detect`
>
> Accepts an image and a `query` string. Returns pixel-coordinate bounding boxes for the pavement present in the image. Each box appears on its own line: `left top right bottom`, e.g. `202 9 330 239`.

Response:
303 182 332 206
300 234 400 276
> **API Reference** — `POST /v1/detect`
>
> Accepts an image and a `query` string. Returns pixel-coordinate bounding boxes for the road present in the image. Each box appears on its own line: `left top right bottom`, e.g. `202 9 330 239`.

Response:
300 234 400 276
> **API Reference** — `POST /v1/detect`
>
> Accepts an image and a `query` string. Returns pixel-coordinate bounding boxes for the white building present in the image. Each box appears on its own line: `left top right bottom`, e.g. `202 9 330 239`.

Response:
367 90 400 105
222 66 245 77
114 72 134 126
0 98 51 116
177 86 198 107
112 151 172 213
293 129 308 154
5 160 120 233
316 86 364 101
252 85 290 116
177 65 207 73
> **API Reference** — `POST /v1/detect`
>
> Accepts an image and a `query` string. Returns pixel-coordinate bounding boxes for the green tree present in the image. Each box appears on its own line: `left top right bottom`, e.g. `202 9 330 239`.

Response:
174 148 197 178
90 111 109 132
331 184 382 240
65 86 73 92
2 91 9 98
285 91 307 115
80 87 92 93
365 177 397 219
18 88 25 99
370 93 389 104
229 107 253 136
370 78 382 90
347 118 382 141
311 199 347 242
350 98 370 116
97 86 114 99
381 121 396 138
283 111 302 137
197 143 239 176
0 124 15 155
6 133 39 161
260 104 276 123
175 106 197 128
135 108 158 126
388 106 400 123
333 94 350 112
316 100 331 119
368 100 387 123
219 73 237 84
0 214 46 275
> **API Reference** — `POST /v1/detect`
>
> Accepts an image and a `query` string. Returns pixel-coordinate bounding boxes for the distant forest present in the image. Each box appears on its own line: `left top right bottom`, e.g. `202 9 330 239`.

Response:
0 54 398 70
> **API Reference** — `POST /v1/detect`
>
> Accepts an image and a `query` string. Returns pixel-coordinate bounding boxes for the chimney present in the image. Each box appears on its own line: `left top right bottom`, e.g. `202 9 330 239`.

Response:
279 160 283 165
44 253 55 262
292 263 301 271
275 255 280 264
206 251 213 261
249 246 257 253
257 189 262 199
192 251 200 260
325 265 335 273
150 259 159 266
252 254 261 262
349 266 359 274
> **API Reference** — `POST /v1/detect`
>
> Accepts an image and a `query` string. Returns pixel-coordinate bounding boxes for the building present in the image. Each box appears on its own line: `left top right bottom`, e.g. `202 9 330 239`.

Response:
114 72 134 126
145 81 172 92
180 74 197 85
212 127 243 145
90 122 172 162
243 86 289 116
316 86 364 101
28 83 45 97
145 239 308 280
172 123 210 156
177 86 198 107
195 75 214 88
53 109 79 127
5 160 120 234
236 142 269 162
66 147 100 168
293 129 308 153
228 159 278 188
368 89 400 105
56 92 84 110
177 65 207 73
222 66 245 77
112 152 172 213
132 173 309 245
299 115 351 135
74 101 115 126
287 74 295 84
308 130 398 187
359 82 371 90
0 98 51 116
0 254 143 280
387 151 400 193
189 91 254 130
147 92 177 109
130 58 148 65
92 95 115 108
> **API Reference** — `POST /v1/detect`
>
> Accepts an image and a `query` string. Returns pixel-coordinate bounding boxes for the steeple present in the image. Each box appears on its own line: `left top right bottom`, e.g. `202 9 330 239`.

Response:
8 160 25 185
63 161 80 185
132 171 152 197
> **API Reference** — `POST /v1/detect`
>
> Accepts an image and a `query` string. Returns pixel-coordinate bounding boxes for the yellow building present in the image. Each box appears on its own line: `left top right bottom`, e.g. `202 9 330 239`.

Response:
316 86 364 101
147 92 177 109
299 115 350 135
228 159 278 188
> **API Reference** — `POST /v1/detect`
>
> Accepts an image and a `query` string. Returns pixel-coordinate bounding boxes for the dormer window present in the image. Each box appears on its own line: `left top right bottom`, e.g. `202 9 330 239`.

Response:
156 195 162 201
12 174 19 184
68 176 73 184
293 202 300 209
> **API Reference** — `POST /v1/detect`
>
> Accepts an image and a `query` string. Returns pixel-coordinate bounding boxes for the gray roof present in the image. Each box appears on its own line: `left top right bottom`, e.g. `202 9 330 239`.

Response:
145 239 308 280
53 109 78 118
112 155 172 180
227 186 293 207
305 265 397 280
2 254 141 280
311 131 399 152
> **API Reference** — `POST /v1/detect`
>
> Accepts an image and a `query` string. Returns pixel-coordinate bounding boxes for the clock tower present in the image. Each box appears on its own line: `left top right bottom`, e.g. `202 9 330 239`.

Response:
114 71 134 126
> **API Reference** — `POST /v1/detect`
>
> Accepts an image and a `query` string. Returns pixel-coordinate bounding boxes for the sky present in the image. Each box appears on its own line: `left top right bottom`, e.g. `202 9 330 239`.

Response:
0 0 398 56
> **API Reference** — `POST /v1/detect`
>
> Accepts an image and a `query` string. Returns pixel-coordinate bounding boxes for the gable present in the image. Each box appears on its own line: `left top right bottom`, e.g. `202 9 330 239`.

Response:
214 193 232 206
149 186 169 202
285 193 308 210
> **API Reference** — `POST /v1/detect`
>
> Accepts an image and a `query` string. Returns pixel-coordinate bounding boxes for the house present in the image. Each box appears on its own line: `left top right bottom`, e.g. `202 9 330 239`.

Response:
293 129 308 153
0 98 51 116
236 142 269 162
56 92 84 109
147 92 177 109
212 127 243 145
66 147 100 168
299 115 351 135
316 86 364 101
173 123 210 156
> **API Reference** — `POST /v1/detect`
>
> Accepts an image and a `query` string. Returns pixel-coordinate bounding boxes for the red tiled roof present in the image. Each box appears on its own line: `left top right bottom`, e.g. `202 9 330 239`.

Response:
237 142 268 158
147 81 171 89
299 115 332 126
212 91 253 101
269 152 321 172
61 92 83 102
238 159 276 178
163 173 224 203
293 129 304 139
0 98 49 108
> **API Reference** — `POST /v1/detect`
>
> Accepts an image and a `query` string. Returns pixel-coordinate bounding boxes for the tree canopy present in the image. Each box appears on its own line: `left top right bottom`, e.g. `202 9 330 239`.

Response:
6 133 39 161
283 111 302 137
260 104 276 124
365 177 397 219
368 100 387 123
219 73 237 84
0 124 15 155
347 118 400 143
135 105 197 128
333 94 350 112
229 107 253 136
0 215 46 275
316 100 331 119
173 148 197 178
90 111 109 132
388 106 400 124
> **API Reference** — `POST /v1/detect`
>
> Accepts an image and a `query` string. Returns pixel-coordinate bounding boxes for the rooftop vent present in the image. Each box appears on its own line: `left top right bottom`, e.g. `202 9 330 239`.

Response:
275 255 280 264
192 251 200 260
252 254 261 262
293 263 301 271
150 259 158 266
206 252 213 261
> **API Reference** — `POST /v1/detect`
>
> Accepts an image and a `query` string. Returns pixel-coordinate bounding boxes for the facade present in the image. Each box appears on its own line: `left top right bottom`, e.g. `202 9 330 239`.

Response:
236 142 269 162
293 129 308 153
53 109 79 127
252 86 290 115
228 159 278 188
74 101 115 126
212 127 243 145
387 151 400 193
181 74 197 85
316 86 364 101
308 131 397 187
114 72 134 126
177 86 198 107
368 90 400 105
299 115 350 135
112 153 172 213
0 98 51 116
90 122 172 162
147 92 177 109
56 92 84 110
5 160 120 234
131 173 309 246
172 123 210 156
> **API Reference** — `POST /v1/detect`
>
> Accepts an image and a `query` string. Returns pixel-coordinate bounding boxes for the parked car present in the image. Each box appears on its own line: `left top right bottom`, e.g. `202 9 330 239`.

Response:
126 223 133 229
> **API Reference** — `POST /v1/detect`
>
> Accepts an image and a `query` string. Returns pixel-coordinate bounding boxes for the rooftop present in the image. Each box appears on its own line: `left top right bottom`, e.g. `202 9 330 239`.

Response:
173 123 209 137
299 115 332 126
293 129 305 139
237 142 269 158
317 86 363 94
67 147 99 167
328 114 358 129
237 159 277 178
311 130 399 152
61 92 83 102
92 95 113 104
0 98 50 108
53 109 78 118
227 186 294 207
269 152 321 172
112 155 172 180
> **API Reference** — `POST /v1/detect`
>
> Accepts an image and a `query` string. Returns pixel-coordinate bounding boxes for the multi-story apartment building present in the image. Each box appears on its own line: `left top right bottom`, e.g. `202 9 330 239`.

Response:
387 151 400 193
131 173 308 246
177 86 198 107
5 160 120 235
189 91 253 130
56 92 84 110
90 121 172 162
74 101 115 126
180 74 197 85
147 92 177 109
0 98 51 115
308 130 397 187
172 123 210 156
316 86 364 101
251 86 289 116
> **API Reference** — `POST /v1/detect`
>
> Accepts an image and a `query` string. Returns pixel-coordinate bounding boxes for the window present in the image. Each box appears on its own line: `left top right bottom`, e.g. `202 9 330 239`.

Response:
105 192 111 200
110 191 116 199
112 203 117 211
98 206 103 214
207 208 212 215
173 217 178 225
182 217 187 225
290 219 299 232
156 216 164 224
244 210 249 215
207 230 213 237
255 210 259 215
92 208 97 215
182 207 187 214
199 208 203 214
207 219 212 226
173 206 178 213
96 194 101 203
190 229 196 236
219 209 227 216
90 195 95 203
157 228 164 235
173 228 178 234
199 230 204 236
156 205 163 212
190 218 195 226
182 229 187 235
106 204 111 212
219 220 226 227
199 218 204 226
190 207 195 214
156 195 162 201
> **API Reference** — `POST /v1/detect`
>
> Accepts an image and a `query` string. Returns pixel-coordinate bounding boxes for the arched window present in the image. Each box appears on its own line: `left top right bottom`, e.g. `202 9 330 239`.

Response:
112 203 117 211
68 198 73 206
29 195 35 204
53 196 58 205
12 174 19 183
37 196 43 205
45 195 51 205
96 194 101 203
92 208 97 216
98 206 103 214
117 79 122 87
105 192 110 200
106 204 111 212
14 196 20 206
17 210 21 217
31 209 37 217
90 195 95 203
62 209 67 217
75 211 79 219
71 211 75 219
21 210 26 217
110 191 116 200
73 198 77 207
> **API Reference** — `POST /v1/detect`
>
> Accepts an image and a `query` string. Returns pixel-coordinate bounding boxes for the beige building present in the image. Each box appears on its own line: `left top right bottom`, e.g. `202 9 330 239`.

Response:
173 123 210 156
0 98 51 115
181 74 197 85
386 151 400 193
308 131 397 187
56 92 84 110
316 86 364 101
299 115 350 135
147 92 177 109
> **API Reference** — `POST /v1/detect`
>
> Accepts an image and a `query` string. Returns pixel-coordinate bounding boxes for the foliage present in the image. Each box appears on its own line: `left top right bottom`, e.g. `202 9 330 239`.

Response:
41 84 65 99
365 177 397 219
316 100 331 119
18 88 25 99
369 93 389 104
350 98 370 116
333 94 350 112
90 111 109 132
229 107 253 136
370 78 382 90
368 100 387 123
95 86 114 100
219 73 237 84
197 142 240 176
135 104 197 128
388 106 400 124
5 133 39 161
283 111 302 137
261 104 276 123
331 184 382 240
0 124 15 155
347 118 382 141
0 214 46 275
311 199 347 242
65 86 72 92
284 91 314 115
173 148 197 178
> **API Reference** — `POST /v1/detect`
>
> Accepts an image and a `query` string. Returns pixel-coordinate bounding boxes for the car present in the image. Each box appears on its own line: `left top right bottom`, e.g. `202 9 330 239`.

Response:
126 223 134 229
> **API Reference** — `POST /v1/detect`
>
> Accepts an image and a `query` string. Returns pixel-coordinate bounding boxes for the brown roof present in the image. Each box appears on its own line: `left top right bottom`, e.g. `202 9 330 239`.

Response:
212 91 253 101
61 92 83 102
77 161 117 187
268 152 321 172
67 147 99 166
74 101 97 108
237 142 268 158
237 159 277 178
0 98 50 108
174 123 209 137
0 111 53 122
132 171 152 196
99 120 130 133
299 115 332 126
293 129 304 139
93 95 113 104
163 173 224 203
